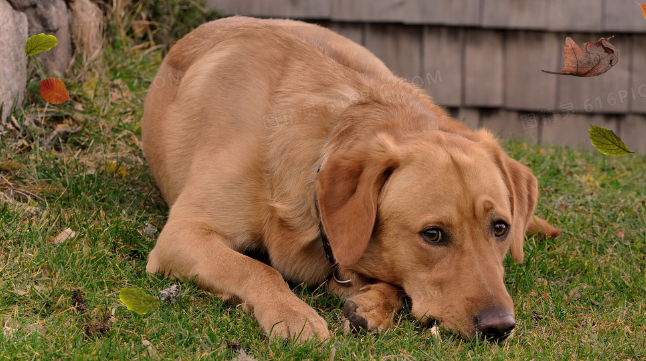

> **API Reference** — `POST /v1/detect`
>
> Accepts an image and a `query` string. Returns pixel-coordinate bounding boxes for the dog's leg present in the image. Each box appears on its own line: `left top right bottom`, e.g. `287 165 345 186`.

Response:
146 218 330 341
342 283 405 332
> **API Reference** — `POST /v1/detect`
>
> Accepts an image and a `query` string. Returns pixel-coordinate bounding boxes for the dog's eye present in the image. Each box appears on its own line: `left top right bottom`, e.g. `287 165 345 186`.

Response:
493 221 509 238
421 228 443 244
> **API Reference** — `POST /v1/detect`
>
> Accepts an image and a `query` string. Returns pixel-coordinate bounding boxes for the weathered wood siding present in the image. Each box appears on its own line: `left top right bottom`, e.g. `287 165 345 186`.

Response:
205 0 646 154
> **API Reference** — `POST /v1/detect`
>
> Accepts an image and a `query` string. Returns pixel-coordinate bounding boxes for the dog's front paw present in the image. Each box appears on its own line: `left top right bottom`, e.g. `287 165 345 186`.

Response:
343 283 404 332
254 297 330 341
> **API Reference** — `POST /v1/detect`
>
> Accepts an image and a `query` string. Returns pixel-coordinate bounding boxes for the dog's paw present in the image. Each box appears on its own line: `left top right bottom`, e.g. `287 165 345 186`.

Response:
343 283 404 332
254 297 330 341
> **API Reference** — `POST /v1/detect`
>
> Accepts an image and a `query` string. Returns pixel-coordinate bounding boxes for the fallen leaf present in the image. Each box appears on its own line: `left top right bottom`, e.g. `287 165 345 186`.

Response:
542 37 617 77
81 78 96 99
25 323 47 335
230 350 258 361
24 33 58 56
617 230 625 238
569 286 582 301
2 326 17 336
132 20 151 38
119 288 159 315
589 125 633 156
83 320 111 338
103 161 128 176
429 325 441 340
0 160 23 172
143 340 161 360
13 286 30 296
640 3 646 19
53 228 76 244
83 308 115 338
39 78 72 104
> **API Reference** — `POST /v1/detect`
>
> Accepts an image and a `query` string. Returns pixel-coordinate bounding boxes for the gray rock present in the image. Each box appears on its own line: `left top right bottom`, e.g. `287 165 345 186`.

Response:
13 0 72 76
0 0 28 124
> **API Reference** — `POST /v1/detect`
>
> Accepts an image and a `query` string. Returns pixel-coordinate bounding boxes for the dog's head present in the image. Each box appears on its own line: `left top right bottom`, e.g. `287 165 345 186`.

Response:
316 127 541 340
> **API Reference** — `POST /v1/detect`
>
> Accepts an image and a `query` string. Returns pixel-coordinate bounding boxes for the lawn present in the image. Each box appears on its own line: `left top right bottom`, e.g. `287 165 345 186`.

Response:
1 2 645 360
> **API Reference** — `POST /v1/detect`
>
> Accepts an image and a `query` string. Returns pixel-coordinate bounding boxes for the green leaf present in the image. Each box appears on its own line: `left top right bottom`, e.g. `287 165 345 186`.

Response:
24 34 58 56
119 288 159 315
588 125 632 156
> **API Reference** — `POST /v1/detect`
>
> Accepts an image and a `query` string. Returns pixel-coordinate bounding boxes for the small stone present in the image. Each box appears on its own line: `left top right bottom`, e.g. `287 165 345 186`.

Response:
159 284 180 302
142 222 158 238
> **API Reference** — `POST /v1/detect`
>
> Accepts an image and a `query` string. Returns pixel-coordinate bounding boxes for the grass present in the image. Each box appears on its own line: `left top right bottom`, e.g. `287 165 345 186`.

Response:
1 2 645 360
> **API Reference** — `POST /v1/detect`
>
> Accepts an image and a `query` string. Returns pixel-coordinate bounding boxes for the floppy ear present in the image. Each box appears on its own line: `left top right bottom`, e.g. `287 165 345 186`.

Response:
477 130 559 262
316 133 400 266
497 155 538 263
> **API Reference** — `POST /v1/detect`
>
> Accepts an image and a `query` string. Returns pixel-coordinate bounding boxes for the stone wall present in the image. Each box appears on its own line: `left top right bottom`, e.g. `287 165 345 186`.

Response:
205 0 646 154
0 0 28 124
0 0 102 125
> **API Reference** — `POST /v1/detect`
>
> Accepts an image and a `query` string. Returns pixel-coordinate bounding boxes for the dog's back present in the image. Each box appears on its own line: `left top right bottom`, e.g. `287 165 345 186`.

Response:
142 17 395 206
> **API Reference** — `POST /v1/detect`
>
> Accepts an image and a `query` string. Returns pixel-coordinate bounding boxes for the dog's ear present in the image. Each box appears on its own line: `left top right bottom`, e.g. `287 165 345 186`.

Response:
498 156 538 263
316 133 400 266
476 130 540 263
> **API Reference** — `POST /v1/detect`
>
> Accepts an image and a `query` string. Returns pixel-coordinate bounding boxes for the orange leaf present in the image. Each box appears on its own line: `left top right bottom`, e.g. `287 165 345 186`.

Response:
39 78 71 104
542 36 618 77
639 3 646 19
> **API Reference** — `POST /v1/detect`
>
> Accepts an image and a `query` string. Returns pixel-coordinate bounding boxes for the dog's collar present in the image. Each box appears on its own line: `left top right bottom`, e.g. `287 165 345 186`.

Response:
316 165 352 285
319 221 336 264
316 165 336 264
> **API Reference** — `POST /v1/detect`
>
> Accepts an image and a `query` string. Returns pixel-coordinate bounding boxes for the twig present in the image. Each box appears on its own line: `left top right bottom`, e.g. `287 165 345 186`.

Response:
9 115 21 132
43 125 83 146
39 103 49 126
0 186 46 202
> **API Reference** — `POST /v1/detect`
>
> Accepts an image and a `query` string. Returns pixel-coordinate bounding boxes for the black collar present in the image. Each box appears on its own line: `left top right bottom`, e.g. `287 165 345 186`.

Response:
319 220 336 264
316 166 336 264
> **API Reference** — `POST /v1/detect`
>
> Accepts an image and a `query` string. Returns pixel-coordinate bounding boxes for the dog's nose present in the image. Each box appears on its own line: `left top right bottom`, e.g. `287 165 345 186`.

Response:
476 308 515 341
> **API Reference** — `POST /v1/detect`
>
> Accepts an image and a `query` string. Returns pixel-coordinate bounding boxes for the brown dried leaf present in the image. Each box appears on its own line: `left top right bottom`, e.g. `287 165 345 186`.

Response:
72 289 88 314
0 160 23 172
542 36 618 77
83 320 111 338
25 323 47 335
53 228 76 244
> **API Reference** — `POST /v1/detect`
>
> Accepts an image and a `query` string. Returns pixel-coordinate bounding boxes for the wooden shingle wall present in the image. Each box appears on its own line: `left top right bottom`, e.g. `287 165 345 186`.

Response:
205 0 646 154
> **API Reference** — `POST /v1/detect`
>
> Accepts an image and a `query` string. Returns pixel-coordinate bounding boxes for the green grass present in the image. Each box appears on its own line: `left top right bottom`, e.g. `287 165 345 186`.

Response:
1 3 646 360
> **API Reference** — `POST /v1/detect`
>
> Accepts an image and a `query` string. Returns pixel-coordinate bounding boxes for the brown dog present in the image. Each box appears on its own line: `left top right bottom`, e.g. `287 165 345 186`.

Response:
142 16 559 342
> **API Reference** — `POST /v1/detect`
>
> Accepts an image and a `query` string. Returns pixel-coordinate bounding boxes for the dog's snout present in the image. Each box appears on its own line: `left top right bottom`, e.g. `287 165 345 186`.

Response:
476 308 515 341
